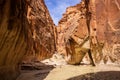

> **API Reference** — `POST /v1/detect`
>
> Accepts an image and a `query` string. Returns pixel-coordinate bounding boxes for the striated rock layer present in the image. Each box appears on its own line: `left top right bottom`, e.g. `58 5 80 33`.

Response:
57 0 120 64
90 0 120 63
57 1 89 56
0 0 56 80
0 0 120 79
22 0 56 63
0 0 28 80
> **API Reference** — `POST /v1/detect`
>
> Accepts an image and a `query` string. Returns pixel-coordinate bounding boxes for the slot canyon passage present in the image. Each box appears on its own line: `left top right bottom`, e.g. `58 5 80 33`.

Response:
0 0 120 80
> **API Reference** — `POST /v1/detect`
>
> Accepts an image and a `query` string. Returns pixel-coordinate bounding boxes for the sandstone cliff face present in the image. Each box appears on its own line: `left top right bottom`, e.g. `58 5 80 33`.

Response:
57 1 89 56
0 0 56 80
0 0 27 80
22 0 56 62
90 0 120 63
57 0 120 63
0 0 120 79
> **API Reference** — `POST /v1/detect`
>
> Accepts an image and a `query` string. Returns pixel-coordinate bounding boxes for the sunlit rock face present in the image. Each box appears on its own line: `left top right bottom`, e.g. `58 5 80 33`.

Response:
0 0 120 79
57 2 88 56
90 0 120 63
0 0 56 80
22 0 56 62
57 0 120 63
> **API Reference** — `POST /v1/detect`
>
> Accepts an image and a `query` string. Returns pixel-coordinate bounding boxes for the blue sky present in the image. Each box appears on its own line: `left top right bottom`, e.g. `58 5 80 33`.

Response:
44 0 81 25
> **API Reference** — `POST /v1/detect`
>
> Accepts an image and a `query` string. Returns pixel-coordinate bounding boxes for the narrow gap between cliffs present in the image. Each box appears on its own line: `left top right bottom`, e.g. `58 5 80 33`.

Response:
44 0 81 26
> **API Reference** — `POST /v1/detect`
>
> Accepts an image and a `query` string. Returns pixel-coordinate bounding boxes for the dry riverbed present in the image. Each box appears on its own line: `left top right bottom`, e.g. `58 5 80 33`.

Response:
17 64 120 80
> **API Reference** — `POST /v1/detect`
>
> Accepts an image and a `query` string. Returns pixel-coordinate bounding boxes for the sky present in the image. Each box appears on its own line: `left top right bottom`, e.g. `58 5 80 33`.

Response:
44 0 81 25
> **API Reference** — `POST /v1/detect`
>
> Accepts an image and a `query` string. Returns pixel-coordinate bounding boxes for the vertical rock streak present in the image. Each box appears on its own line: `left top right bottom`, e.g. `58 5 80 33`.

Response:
57 0 120 64
0 0 56 80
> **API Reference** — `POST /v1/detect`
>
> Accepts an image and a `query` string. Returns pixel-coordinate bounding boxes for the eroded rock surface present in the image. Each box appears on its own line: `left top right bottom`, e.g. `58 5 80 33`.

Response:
90 0 120 63
0 0 56 80
0 0 27 80
57 0 120 64
57 2 88 56
0 0 120 80
22 0 56 62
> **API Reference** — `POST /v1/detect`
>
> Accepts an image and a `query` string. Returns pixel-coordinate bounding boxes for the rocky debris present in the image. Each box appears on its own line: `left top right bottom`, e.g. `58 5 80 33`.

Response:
40 52 92 66
17 65 54 80
20 62 54 70
41 53 67 66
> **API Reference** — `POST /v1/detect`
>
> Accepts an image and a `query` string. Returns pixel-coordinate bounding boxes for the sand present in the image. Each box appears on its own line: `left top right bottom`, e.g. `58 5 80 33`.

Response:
16 64 120 80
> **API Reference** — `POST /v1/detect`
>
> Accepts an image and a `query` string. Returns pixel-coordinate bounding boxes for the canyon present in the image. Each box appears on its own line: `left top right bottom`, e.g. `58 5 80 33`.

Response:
0 0 120 80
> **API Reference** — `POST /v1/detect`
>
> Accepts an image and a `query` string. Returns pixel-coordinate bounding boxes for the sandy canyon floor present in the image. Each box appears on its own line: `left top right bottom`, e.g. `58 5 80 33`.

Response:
17 63 120 80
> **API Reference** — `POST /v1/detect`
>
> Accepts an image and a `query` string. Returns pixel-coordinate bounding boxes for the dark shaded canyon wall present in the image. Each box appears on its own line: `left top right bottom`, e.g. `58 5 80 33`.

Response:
0 0 56 80
57 0 120 63
0 0 27 80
